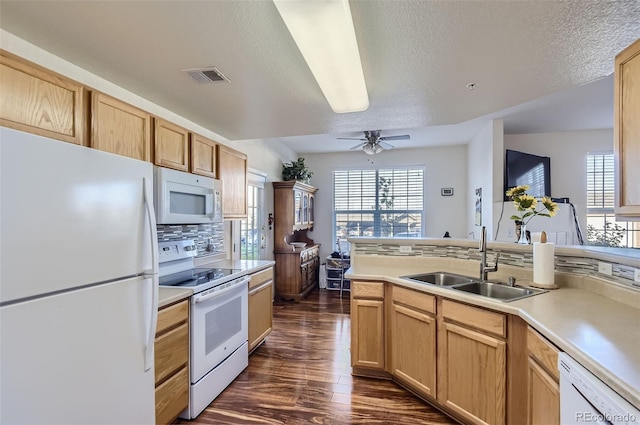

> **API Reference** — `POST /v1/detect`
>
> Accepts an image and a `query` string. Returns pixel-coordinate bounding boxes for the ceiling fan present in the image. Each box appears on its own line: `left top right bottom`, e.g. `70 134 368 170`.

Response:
337 130 410 155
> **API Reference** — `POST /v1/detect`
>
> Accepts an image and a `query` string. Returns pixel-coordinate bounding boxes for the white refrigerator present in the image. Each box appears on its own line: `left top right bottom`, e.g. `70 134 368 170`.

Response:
0 127 159 424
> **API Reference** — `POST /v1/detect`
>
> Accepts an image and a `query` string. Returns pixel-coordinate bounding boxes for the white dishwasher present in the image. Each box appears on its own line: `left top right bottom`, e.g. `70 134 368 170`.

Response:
559 353 639 425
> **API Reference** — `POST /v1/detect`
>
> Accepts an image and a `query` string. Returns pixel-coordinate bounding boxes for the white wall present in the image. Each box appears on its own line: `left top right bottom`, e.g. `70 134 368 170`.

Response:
504 129 613 236
303 145 468 258
467 119 504 240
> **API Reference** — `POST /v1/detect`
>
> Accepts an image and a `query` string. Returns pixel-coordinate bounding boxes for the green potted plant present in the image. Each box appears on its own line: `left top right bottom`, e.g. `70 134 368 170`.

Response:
282 157 313 183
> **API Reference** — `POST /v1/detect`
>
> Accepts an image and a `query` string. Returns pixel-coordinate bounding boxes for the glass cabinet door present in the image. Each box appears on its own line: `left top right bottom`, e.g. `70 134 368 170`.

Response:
294 190 302 225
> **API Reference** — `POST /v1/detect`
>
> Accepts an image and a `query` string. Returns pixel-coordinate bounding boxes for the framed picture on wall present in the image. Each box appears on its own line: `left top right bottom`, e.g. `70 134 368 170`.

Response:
475 188 482 226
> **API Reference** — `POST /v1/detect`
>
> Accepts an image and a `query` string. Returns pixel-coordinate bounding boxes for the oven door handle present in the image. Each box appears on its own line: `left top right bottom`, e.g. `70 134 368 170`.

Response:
192 276 251 304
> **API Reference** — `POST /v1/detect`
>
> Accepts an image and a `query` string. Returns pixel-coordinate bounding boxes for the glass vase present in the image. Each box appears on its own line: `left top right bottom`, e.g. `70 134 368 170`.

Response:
517 224 530 244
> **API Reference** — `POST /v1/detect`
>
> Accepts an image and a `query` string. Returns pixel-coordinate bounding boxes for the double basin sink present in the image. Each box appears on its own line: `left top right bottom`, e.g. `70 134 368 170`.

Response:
401 271 546 302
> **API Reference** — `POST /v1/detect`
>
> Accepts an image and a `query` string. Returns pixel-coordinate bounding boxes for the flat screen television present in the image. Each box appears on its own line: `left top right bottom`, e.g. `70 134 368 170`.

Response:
504 149 551 200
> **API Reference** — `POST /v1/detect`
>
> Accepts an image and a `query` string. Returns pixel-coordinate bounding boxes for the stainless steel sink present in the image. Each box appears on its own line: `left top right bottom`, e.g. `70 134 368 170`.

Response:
401 271 474 286
452 281 546 302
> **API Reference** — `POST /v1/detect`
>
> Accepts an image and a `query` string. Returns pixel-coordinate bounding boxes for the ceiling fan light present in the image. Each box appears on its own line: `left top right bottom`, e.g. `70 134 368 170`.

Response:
273 0 369 113
363 143 376 155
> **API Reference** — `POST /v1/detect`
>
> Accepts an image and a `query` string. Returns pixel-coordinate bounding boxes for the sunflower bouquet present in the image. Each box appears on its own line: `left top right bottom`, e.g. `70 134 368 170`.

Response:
506 185 558 225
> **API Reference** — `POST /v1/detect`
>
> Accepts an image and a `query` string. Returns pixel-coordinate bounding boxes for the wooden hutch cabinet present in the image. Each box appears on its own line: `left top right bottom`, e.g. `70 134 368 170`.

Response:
273 181 319 301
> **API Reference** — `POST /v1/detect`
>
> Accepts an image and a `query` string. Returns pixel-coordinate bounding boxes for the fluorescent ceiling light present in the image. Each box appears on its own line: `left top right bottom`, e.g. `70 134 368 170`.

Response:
273 0 369 113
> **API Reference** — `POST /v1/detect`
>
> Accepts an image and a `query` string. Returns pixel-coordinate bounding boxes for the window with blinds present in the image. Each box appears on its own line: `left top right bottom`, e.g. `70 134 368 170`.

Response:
586 153 615 210
333 167 424 240
585 152 637 248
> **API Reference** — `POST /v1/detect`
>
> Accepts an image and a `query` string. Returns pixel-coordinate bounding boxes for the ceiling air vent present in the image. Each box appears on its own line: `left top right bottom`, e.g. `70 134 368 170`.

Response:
183 67 230 84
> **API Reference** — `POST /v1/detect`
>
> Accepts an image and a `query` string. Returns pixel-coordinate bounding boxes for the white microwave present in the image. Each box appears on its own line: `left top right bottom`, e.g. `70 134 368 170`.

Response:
154 167 222 224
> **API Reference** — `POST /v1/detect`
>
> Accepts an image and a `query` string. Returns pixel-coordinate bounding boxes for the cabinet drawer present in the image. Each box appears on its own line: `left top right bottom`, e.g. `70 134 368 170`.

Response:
527 327 560 381
352 281 384 299
249 267 273 290
442 299 506 338
157 300 188 335
155 367 188 425
392 286 435 315
155 322 189 384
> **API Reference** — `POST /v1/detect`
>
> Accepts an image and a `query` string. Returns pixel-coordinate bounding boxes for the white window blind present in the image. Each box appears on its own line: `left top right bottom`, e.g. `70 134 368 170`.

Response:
586 153 614 210
333 167 424 239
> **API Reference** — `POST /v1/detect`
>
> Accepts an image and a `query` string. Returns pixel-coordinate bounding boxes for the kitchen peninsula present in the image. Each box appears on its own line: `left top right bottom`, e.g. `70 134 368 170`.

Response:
346 237 639 424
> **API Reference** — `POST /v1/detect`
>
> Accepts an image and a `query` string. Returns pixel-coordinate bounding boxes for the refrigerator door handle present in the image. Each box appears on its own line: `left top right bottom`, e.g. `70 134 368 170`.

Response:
143 275 159 372
142 177 159 372
143 177 158 276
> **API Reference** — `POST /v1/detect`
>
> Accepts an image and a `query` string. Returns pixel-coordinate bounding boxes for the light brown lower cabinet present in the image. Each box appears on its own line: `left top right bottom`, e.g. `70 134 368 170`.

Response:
248 266 274 352
155 300 189 425
527 327 560 425
350 281 385 372
390 286 436 397
350 282 564 425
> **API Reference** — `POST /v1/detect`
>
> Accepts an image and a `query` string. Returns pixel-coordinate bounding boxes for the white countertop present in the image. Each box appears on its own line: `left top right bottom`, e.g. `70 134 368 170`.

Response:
346 260 640 408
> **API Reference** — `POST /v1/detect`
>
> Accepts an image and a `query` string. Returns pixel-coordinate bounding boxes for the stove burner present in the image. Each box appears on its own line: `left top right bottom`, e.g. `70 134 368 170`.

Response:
159 267 240 288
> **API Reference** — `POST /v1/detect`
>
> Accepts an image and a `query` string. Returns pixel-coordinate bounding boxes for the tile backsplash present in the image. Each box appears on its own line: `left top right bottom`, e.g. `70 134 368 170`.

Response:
353 242 639 289
156 223 225 256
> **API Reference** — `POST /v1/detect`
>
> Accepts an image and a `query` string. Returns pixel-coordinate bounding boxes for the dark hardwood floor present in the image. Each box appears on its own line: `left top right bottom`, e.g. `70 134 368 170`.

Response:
178 288 457 425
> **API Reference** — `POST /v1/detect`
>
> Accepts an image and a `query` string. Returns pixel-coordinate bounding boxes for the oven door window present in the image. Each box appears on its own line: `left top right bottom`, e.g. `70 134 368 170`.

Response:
205 297 241 354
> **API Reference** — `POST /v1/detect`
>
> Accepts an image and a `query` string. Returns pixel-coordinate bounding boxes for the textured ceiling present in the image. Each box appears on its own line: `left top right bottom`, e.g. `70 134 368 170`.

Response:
0 0 638 153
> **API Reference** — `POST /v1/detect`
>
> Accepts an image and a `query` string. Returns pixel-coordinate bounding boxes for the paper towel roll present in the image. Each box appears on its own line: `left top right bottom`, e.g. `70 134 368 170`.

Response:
533 242 555 288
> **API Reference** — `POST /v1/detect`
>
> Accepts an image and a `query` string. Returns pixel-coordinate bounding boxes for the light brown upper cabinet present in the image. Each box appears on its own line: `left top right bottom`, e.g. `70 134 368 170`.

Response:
90 92 151 161
614 38 640 217
190 133 218 178
0 51 85 145
217 145 248 219
154 118 189 171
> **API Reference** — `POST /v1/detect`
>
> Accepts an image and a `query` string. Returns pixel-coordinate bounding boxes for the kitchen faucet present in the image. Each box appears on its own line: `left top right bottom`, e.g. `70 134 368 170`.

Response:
479 226 499 281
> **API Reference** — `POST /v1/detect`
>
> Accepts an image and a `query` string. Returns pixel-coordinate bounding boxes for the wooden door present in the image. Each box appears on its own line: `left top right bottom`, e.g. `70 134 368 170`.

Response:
391 302 436 397
527 358 560 425
0 51 85 145
91 92 151 161
154 118 189 171
439 322 506 425
614 38 640 217
190 133 217 178
218 145 247 218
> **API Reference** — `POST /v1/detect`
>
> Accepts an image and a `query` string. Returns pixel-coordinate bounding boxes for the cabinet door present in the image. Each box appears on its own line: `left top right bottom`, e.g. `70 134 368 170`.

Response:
300 263 310 291
0 52 85 145
308 193 315 227
527 358 560 425
91 92 151 161
248 280 273 352
439 322 506 425
293 190 303 226
190 133 217 178
391 303 436 397
218 144 247 218
154 118 189 171
614 38 640 217
351 282 385 371
302 192 309 225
